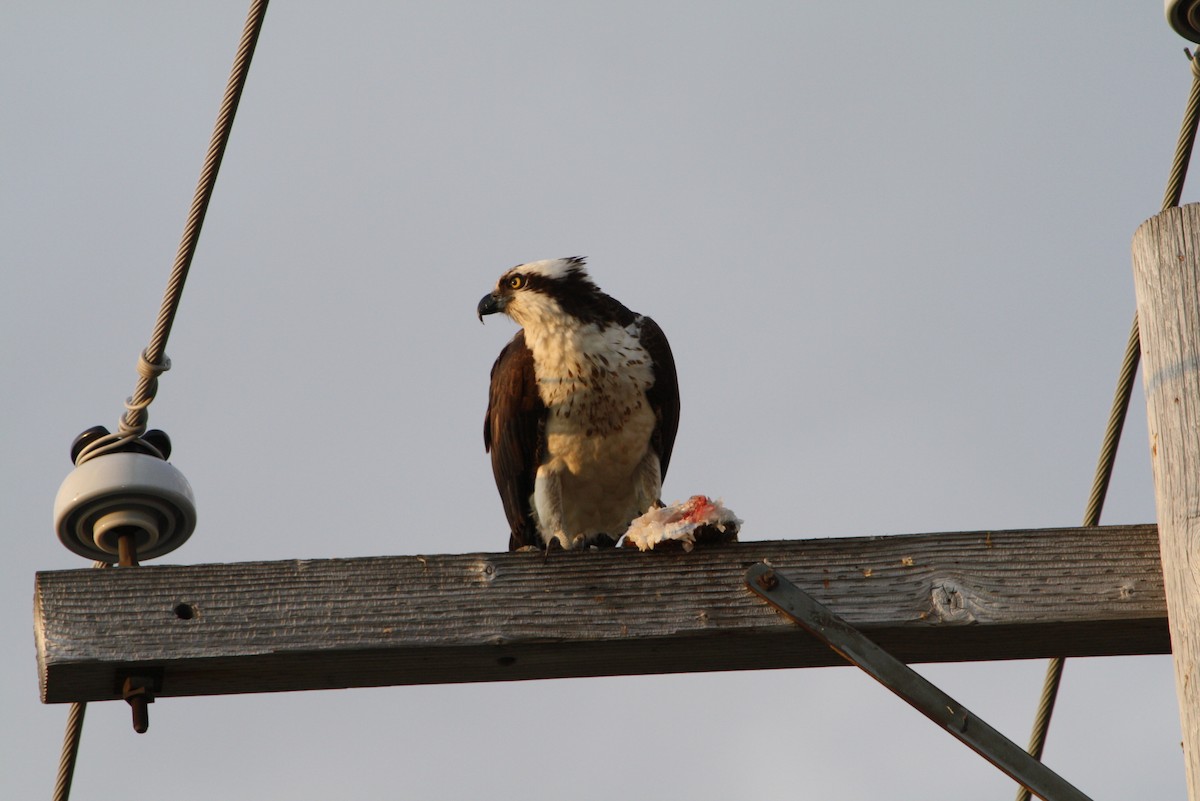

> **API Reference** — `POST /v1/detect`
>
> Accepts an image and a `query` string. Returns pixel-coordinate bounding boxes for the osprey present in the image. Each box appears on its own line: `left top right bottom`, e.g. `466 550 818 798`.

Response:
478 257 680 551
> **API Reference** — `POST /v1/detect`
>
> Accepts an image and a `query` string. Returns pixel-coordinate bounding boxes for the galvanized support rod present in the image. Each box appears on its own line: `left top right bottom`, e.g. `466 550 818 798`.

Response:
745 564 1093 801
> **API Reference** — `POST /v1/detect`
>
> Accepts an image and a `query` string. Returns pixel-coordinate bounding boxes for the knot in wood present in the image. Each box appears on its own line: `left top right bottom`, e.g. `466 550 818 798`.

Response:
930 580 978 624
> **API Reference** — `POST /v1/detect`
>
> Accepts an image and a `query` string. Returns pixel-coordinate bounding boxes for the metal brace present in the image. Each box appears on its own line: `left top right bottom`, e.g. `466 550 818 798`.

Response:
744 563 1093 801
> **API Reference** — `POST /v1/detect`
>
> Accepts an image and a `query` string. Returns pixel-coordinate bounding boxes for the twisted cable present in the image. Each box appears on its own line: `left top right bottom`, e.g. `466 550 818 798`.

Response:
1014 49 1200 801
52 3 269 799
120 0 269 438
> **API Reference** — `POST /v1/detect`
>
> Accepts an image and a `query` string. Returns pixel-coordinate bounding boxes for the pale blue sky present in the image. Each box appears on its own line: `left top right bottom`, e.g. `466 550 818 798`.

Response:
3 3 1192 798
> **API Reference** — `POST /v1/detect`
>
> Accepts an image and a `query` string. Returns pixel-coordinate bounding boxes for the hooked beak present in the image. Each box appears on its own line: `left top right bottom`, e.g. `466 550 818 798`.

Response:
477 292 504 322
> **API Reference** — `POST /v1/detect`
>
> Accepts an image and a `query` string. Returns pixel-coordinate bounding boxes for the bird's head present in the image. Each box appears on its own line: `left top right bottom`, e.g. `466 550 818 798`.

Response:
477 256 599 329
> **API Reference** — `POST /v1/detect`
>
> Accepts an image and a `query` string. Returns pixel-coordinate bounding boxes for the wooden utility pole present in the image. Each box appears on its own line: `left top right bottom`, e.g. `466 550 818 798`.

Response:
1132 202 1200 799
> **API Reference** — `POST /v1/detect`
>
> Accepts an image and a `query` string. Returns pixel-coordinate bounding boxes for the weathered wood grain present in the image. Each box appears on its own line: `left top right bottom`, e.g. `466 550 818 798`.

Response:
34 525 1166 704
1133 203 1200 798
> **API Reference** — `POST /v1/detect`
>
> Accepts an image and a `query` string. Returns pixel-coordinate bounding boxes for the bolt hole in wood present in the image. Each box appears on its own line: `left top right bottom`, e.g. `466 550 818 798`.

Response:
173 603 196 620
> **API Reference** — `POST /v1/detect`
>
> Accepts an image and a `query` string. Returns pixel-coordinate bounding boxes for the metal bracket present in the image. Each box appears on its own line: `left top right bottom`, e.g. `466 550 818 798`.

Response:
744 563 1093 801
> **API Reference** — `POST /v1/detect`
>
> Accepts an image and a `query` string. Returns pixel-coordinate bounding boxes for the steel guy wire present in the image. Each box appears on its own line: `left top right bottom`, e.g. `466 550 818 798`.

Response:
51 2 270 799
1013 48 1200 801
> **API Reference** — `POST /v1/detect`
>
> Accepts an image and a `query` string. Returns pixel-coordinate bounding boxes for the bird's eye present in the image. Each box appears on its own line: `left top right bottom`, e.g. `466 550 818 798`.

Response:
508 274 526 290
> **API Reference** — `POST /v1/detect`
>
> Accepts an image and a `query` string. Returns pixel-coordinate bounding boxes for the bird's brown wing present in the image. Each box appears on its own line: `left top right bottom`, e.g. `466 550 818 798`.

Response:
639 315 680 482
484 330 545 550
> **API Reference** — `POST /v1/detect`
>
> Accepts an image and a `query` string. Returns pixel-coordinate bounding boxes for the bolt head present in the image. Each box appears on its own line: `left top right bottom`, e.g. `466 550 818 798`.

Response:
757 569 779 590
